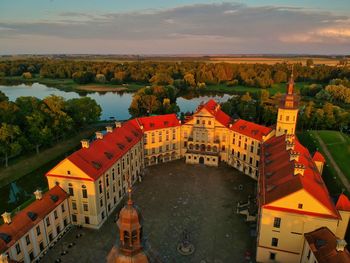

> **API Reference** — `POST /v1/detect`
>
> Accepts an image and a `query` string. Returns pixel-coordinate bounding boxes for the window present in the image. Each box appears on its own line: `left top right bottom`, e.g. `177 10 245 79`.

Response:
100 199 103 207
83 203 89 212
172 130 176 139
106 175 109 187
36 226 41 236
99 181 103 194
72 201 77 210
67 170 71 175
29 251 34 261
56 225 61 234
250 145 254 153
25 235 30 245
208 121 211 125
112 169 115 180
250 157 253 165
244 143 247 150
222 145 225 151
298 203 303 209
64 218 68 227
85 216 90 224
39 242 44 251
269 252 276 260
61 203 65 213
54 211 58 219
49 233 53 242
68 183 74 196
273 217 281 228
271 238 279 247
72 214 77 222
307 249 311 259
286 116 290 121
15 243 21 254
202 120 205 125
46 217 51 227
196 119 200 124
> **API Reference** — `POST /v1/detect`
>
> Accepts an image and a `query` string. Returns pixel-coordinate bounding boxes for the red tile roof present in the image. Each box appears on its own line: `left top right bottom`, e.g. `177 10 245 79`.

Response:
336 194 350 212
54 120 143 181
231 119 273 141
136 114 180 131
259 135 339 219
200 99 232 127
0 186 68 253
305 227 350 263
313 151 326 163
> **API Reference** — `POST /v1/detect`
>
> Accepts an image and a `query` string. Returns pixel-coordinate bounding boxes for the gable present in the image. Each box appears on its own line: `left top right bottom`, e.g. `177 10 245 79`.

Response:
268 189 334 216
46 158 92 181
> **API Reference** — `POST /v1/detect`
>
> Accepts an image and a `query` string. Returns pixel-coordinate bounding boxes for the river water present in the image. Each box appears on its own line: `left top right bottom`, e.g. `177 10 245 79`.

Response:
0 83 232 120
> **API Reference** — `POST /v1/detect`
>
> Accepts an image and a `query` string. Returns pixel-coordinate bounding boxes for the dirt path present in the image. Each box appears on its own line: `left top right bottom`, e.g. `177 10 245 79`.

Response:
314 132 350 192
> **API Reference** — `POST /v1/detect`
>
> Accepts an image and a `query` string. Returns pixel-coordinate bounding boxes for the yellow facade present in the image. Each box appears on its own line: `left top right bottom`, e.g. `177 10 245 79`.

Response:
276 108 298 137
47 140 143 229
143 126 181 166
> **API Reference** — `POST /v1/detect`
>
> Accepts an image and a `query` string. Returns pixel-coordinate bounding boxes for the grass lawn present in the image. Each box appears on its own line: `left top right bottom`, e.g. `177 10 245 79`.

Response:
297 130 350 195
0 76 145 92
314 131 350 181
0 127 100 188
205 82 308 95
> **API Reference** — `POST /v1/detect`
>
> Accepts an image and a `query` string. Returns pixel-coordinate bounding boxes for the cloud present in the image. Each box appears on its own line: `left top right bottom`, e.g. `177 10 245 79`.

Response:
0 2 350 54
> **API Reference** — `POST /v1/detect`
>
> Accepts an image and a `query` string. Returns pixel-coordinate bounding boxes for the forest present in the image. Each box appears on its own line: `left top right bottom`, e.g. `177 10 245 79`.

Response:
0 92 101 167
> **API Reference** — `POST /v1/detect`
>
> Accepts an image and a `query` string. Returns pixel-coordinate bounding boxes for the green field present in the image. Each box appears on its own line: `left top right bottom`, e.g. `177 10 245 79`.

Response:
0 76 145 92
297 130 350 194
205 82 307 95
314 131 350 180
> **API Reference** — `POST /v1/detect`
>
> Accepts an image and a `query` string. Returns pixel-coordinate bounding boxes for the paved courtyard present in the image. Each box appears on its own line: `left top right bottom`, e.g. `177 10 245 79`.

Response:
43 160 257 263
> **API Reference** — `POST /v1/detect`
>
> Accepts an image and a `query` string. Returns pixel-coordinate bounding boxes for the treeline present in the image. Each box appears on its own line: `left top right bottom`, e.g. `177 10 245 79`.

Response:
0 92 101 167
1 59 350 89
221 89 350 133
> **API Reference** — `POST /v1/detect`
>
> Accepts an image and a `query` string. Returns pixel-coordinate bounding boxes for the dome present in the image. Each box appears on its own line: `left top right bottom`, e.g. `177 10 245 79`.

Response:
117 203 143 231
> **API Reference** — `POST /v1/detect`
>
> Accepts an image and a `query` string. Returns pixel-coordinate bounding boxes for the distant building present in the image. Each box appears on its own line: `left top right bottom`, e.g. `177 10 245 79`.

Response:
0 186 70 263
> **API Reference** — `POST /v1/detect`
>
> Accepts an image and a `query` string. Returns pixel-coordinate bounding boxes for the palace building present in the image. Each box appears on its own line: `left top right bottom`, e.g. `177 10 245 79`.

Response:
1 73 350 263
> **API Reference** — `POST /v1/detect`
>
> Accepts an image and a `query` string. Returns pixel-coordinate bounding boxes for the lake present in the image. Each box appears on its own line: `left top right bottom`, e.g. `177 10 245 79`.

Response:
0 83 232 120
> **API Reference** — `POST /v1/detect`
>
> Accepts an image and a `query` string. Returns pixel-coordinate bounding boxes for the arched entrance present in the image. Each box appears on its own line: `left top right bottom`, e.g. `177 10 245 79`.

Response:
199 157 204 164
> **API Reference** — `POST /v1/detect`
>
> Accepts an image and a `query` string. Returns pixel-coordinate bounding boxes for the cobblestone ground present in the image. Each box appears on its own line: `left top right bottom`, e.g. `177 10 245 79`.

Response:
43 160 256 263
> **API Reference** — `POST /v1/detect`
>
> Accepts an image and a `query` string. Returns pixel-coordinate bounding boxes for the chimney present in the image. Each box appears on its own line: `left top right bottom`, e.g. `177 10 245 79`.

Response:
1 212 11 224
0 254 9 263
290 151 300 162
115 121 122 128
95 131 103 139
336 239 347 252
286 141 295 151
34 189 43 200
106 126 113 133
81 139 90 149
229 124 233 128
215 104 220 112
294 163 306 176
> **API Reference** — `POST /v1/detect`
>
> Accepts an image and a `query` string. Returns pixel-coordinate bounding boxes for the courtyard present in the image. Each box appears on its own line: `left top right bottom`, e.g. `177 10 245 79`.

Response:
43 160 256 263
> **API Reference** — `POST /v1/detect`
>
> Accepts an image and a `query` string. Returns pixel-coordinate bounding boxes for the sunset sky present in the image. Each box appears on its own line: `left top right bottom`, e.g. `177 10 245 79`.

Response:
1 0 350 54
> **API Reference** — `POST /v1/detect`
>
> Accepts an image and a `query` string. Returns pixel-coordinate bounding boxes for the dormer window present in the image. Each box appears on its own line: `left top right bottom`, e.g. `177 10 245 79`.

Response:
298 203 303 209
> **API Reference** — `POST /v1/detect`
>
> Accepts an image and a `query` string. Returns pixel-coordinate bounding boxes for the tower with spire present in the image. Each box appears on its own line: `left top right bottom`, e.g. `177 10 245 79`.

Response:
107 186 149 263
275 68 299 137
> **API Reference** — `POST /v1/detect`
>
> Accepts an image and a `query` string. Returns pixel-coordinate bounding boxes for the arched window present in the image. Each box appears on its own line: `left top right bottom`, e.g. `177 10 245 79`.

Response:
124 231 130 245
68 183 74 196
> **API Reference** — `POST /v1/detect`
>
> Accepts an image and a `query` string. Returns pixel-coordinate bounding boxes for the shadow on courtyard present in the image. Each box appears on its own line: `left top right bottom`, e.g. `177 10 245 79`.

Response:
43 160 256 263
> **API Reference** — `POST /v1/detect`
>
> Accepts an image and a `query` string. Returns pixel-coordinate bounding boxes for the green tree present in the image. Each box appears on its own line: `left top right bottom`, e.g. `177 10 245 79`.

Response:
65 97 102 127
0 123 22 167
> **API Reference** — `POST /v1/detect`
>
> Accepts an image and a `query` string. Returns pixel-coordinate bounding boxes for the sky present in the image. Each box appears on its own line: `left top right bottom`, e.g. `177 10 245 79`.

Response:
1 0 350 55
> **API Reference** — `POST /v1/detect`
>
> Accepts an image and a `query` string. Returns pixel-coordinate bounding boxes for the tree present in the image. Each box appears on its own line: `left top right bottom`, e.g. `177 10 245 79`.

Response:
0 123 22 167
22 72 32 79
72 71 94 84
306 59 314 67
150 72 174 86
65 97 102 128
95 74 106 83
184 73 196 88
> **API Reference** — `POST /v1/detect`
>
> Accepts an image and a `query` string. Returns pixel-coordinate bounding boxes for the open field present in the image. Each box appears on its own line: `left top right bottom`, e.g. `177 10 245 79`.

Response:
297 130 350 194
0 76 145 92
208 57 341 66
43 160 256 263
